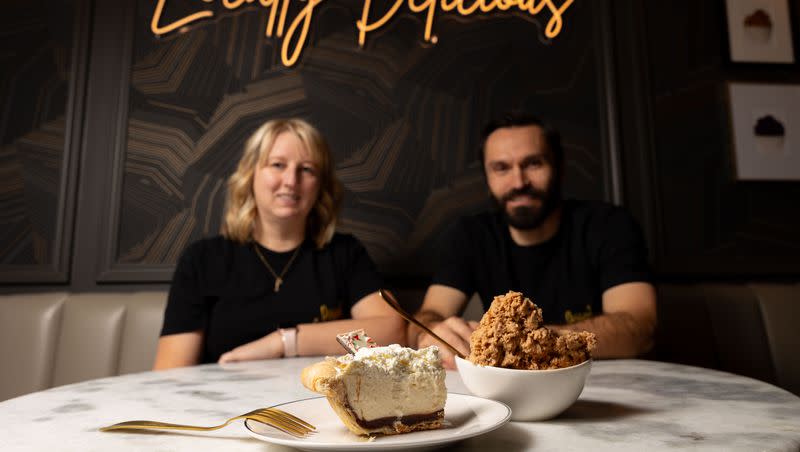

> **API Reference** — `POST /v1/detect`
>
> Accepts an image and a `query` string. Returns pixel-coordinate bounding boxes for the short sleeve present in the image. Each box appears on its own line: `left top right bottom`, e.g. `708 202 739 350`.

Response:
594 208 652 291
160 241 213 336
337 235 383 312
431 220 476 296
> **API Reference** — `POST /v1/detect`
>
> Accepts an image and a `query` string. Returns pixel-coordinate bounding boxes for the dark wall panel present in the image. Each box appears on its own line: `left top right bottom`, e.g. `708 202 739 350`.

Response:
0 1 87 282
643 1 800 276
102 0 617 281
9 0 795 290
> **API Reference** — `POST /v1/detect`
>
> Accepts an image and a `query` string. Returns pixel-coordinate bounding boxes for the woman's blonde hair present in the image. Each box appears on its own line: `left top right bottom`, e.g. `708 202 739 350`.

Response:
221 118 342 248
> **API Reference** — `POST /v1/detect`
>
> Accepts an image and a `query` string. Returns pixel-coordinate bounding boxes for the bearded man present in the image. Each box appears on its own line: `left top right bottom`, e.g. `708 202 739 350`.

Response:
411 110 657 368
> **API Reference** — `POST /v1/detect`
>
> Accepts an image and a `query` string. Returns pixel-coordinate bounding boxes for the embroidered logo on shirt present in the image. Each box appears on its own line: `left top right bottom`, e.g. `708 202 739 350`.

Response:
316 304 343 322
564 305 593 324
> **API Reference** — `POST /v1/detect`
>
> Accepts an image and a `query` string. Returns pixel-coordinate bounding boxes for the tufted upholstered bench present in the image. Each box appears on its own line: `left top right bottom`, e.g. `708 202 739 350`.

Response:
0 292 166 401
0 284 797 402
654 283 800 396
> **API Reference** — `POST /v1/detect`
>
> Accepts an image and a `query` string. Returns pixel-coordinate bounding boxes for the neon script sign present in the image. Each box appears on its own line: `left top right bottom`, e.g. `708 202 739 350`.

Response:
151 0 575 67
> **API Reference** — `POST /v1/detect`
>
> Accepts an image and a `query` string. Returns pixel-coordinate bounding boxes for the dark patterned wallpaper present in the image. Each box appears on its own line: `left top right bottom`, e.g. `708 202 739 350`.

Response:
643 1 800 275
114 0 611 278
0 2 74 273
4 0 796 288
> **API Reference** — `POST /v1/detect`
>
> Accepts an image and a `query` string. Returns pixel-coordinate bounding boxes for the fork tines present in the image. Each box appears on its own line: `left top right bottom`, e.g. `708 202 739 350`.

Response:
251 408 315 437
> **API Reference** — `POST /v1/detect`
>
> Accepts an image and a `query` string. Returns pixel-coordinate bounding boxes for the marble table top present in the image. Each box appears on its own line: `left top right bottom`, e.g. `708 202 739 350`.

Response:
0 358 798 451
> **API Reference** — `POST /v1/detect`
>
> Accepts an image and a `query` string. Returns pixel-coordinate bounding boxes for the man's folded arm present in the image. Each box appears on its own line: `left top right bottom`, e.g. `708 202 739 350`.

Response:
553 281 657 358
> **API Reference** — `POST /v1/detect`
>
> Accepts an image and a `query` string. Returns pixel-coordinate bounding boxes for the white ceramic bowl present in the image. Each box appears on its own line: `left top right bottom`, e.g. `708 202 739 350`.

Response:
455 356 591 421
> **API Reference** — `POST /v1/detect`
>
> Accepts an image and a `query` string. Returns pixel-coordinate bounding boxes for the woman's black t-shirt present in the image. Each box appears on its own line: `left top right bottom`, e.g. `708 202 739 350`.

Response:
160 233 381 363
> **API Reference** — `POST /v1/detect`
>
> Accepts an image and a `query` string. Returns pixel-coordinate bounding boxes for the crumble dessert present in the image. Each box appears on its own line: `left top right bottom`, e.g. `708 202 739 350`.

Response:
469 291 596 370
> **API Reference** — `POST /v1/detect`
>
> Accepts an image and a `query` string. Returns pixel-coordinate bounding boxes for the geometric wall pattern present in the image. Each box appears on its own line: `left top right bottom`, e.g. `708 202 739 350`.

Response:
113 0 611 279
5 1 797 287
0 2 74 275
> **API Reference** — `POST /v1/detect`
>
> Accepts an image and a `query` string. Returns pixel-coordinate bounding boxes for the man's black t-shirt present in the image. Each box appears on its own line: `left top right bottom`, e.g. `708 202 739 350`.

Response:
161 233 381 363
433 200 651 324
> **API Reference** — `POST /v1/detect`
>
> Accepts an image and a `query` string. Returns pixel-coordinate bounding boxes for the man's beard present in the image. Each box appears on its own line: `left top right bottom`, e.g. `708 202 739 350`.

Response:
493 183 560 230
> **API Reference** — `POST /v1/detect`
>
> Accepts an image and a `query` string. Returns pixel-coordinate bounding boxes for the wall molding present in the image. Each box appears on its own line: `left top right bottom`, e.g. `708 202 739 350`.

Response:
71 0 145 289
596 1 623 205
0 0 91 283
605 0 663 269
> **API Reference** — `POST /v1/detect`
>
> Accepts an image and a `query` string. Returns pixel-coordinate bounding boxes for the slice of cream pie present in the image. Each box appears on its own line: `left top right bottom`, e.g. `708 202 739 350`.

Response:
301 344 447 436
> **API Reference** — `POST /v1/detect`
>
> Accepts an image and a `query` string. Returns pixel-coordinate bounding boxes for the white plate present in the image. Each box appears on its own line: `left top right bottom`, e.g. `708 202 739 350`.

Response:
244 393 511 451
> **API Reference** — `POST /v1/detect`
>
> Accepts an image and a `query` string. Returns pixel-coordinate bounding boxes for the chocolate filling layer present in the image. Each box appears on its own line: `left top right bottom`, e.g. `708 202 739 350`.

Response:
354 410 444 429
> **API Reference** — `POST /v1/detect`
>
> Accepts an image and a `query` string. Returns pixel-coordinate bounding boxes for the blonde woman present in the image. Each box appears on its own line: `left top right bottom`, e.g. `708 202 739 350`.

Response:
154 119 406 369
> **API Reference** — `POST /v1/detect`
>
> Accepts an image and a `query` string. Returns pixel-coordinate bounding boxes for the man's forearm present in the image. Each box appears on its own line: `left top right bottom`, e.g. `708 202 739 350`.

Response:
408 310 445 347
554 311 655 358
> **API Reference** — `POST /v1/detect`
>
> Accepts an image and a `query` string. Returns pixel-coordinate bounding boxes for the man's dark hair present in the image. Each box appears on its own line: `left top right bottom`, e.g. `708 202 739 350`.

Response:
479 110 564 173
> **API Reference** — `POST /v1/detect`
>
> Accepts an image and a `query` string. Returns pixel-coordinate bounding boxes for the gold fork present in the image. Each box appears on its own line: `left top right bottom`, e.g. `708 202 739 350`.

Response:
99 407 315 437
379 288 467 359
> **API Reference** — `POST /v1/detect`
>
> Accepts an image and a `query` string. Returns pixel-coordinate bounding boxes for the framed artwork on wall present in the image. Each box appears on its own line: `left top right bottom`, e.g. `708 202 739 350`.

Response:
728 83 800 180
725 0 795 63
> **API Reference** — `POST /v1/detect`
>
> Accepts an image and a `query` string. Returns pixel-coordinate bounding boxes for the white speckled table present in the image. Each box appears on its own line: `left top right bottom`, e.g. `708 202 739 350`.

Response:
0 359 798 451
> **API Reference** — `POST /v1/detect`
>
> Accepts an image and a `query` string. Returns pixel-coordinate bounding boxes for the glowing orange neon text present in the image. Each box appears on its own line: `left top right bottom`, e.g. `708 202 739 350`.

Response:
358 0 574 45
151 0 323 66
151 0 575 67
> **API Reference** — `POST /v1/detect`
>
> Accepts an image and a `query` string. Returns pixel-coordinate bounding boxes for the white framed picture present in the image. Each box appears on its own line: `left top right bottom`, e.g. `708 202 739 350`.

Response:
728 83 800 180
725 0 795 63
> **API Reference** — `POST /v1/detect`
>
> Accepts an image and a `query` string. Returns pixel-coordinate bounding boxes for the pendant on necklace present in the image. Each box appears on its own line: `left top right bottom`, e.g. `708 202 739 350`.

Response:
274 277 283 292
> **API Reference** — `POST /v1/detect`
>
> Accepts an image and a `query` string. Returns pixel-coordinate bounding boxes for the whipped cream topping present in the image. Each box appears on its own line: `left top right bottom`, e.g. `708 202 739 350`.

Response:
339 344 442 374
334 344 446 422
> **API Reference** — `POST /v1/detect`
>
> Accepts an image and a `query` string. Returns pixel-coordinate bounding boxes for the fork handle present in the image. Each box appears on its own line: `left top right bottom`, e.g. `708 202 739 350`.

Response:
100 419 234 432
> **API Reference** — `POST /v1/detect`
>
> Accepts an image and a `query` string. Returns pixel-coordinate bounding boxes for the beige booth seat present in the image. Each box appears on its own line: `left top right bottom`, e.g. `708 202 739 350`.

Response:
1 283 797 402
0 292 166 402
653 283 799 397
750 283 800 397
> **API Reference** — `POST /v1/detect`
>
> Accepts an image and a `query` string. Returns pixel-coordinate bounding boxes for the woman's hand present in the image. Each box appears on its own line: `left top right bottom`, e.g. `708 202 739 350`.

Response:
218 330 284 364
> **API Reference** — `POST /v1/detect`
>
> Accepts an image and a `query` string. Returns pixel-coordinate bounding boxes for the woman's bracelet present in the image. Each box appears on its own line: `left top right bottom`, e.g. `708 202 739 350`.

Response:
279 327 298 357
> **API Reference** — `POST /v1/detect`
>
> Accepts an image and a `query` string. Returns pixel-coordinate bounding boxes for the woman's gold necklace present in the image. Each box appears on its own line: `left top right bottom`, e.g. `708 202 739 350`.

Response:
253 243 302 292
